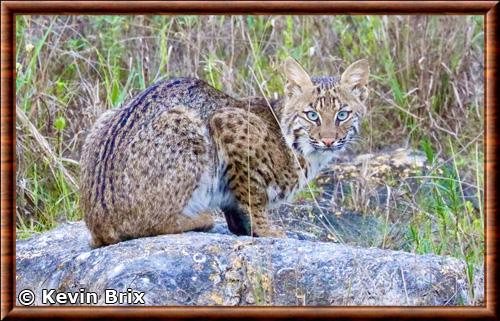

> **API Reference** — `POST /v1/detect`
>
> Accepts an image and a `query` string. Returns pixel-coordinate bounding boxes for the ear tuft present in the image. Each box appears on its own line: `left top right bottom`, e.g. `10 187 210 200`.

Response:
340 59 370 94
284 57 313 96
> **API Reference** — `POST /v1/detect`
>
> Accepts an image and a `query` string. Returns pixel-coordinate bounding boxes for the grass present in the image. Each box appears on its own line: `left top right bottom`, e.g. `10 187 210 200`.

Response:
15 15 484 273
408 138 483 261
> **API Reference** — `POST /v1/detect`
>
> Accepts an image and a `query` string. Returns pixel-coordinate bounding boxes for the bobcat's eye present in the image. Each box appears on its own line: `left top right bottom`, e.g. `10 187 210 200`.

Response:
305 111 319 122
336 111 350 122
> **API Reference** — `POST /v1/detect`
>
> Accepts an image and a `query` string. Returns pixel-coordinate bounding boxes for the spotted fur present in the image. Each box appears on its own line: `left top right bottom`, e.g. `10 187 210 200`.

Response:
80 58 370 247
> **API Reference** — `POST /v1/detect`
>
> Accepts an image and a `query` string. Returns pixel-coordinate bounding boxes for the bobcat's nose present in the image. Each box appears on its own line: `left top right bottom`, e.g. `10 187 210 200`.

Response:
321 138 335 147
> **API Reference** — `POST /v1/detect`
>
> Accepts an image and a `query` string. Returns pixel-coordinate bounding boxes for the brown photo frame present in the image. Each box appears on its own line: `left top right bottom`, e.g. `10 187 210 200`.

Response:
1 1 498 319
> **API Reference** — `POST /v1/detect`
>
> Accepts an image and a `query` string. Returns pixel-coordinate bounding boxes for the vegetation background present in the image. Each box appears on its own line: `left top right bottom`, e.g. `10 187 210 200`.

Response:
15 15 484 291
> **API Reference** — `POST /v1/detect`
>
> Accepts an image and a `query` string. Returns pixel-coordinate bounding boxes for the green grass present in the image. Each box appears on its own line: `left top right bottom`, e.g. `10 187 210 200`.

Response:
407 137 483 263
15 15 484 273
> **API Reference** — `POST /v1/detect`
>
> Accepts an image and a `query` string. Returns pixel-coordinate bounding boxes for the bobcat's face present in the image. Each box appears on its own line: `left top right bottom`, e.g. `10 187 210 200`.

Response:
280 58 370 156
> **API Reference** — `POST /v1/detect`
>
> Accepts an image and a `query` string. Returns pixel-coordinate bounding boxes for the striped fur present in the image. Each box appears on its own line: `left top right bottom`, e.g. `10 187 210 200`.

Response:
80 58 370 247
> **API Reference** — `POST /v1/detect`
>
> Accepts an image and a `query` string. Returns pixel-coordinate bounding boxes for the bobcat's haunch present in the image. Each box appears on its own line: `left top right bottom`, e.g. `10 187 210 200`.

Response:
80 58 370 247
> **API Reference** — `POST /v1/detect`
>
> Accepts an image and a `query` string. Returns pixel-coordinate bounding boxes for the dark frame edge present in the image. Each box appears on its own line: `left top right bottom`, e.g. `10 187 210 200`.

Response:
0 1 498 15
1 1 14 320
1 1 499 320
485 1 499 321
3 306 500 319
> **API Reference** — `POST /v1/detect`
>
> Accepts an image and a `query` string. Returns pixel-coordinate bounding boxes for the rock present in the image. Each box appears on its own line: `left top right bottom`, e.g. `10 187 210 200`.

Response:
271 148 432 246
16 221 483 306
274 201 385 246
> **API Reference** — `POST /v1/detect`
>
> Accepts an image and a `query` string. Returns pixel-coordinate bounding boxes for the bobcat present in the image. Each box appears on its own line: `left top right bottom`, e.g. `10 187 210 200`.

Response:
80 58 370 247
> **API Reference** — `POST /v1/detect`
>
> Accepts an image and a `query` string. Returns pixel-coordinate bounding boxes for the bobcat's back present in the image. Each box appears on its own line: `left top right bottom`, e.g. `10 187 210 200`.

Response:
80 77 242 247
81 58 370 246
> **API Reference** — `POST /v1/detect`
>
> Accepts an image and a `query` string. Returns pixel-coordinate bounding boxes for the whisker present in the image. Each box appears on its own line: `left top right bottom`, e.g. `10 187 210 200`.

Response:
248 67 344 244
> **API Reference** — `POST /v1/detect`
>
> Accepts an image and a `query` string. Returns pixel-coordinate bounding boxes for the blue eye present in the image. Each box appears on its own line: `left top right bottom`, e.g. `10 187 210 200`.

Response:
306 111 319 122
336 111 350 121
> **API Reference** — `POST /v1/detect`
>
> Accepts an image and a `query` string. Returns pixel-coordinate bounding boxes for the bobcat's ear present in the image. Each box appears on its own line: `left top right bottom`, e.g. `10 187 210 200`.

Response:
284 57 313 97
341 59 370 102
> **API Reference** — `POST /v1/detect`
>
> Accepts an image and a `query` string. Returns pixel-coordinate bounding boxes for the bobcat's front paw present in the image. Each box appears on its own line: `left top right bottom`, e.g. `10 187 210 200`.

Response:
254 227 286 238
194 212 215 231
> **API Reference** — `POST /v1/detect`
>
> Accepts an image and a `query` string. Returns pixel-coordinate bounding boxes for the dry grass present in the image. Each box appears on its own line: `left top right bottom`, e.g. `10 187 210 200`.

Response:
15 15 484 274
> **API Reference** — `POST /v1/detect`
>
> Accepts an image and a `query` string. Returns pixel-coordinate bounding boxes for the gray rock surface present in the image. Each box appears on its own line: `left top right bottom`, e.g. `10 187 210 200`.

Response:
16 221 483 306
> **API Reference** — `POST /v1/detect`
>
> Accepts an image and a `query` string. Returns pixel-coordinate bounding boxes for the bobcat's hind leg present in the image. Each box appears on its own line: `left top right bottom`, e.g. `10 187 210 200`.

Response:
127 106 214 237
175 211 215 233
87 227 121 248
156 211 214 235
